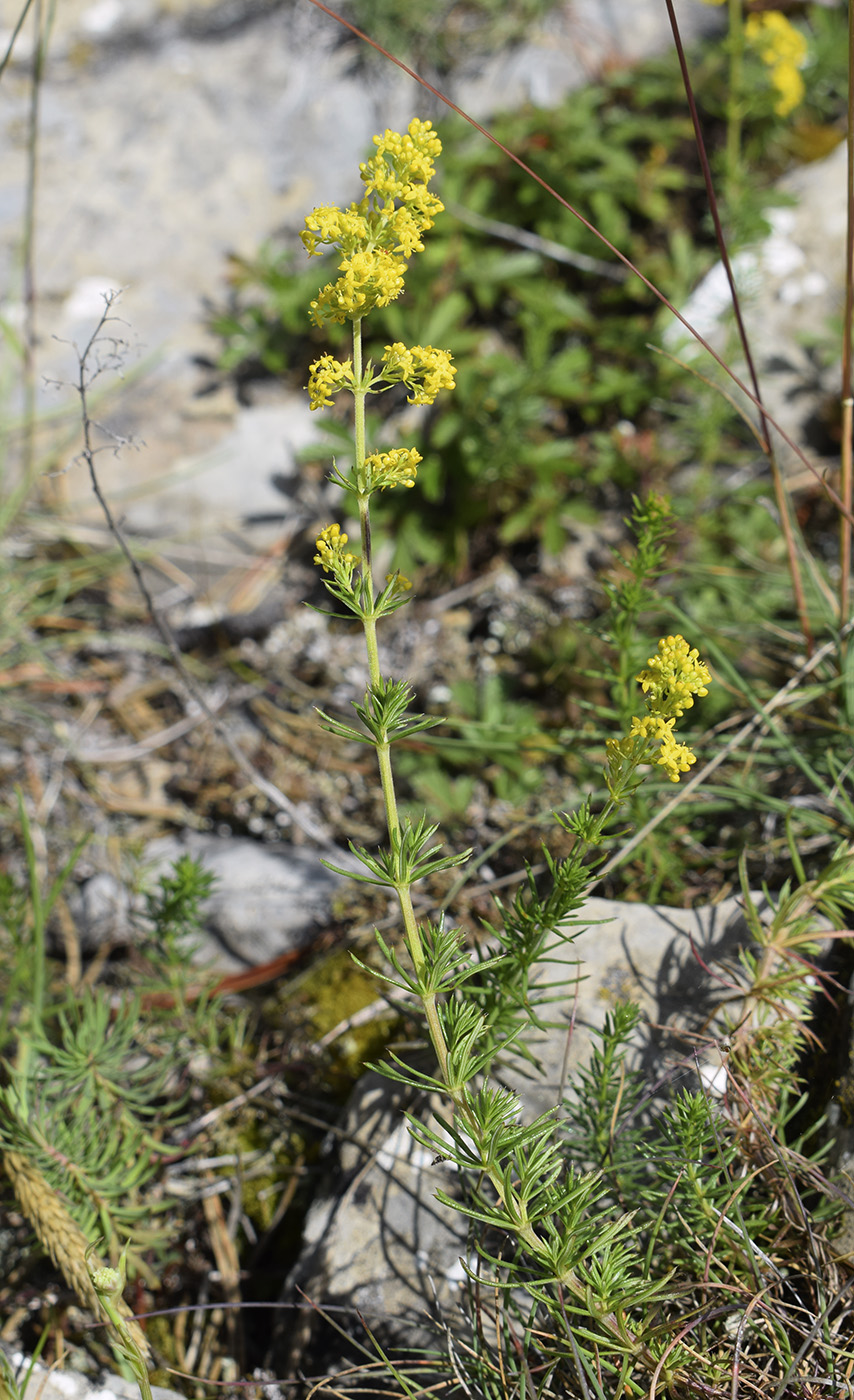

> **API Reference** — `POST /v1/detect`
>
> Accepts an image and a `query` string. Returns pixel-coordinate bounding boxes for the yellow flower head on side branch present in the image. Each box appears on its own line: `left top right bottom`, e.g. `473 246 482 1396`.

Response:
628 714 698 783
363 447 422 492
313 523 358 588
307 354 355 410
607 635 712 789
381 342 456 405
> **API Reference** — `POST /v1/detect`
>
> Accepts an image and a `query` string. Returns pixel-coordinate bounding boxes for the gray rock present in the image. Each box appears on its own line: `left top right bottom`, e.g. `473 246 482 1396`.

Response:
143 830 345 968
66 871 133 951
90 1375 182 1400
286 893 758 1361
432 1 720 119
121 395 322 538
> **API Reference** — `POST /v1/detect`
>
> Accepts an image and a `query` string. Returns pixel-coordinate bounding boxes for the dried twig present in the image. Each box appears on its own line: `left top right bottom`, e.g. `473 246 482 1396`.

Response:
68 292 361 874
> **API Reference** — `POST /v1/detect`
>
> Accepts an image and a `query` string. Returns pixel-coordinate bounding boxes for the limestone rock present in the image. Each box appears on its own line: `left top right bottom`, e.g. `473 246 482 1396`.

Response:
143 830 345 968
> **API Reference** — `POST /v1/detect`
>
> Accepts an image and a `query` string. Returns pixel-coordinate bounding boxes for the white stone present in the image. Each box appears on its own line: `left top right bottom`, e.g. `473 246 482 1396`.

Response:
81 0 124 36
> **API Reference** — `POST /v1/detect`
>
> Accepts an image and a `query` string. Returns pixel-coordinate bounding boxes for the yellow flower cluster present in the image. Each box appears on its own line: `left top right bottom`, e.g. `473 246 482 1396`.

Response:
381 342 456 405
307 354 355 410
301 118 445 326
636 635 711 720
364 447 422 491
745 11 807 117
314 523 357 580
627 714 697 783
608 635 711 784
363 119 442 184
301 205 373 258
361 119 444 226
309 247 407 326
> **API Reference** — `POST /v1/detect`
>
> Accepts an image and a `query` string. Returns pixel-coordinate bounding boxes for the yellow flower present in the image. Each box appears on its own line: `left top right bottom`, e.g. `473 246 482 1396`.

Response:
657 730 697 782
363 447 422 491
636 635 711 721
629 713 671 743
302 119 444 328
309 247 408 326
387 205 430 258
381 342 456 405
745 12 808 117
314 523 357 580
768 61 805 117
628 714 697 784
607 635 711 785
307 354 355 410
361 119 443 213
301 206 372 258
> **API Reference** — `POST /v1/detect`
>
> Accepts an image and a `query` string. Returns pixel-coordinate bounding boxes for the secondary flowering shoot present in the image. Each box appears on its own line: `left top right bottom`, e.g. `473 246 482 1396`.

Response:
745 11 808 116
381 342 456 405
700 2 808 116
307 354 355 411
314 523 358 587
363 447 422 491
607 635 712 785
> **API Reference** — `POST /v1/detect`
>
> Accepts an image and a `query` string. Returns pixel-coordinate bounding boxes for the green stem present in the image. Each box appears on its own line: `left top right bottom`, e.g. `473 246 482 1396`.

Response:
98 1294 152 1400
351 319 401 848
18 793 45 1044
343 321 653 1319
346 318 462 1139
352 322 370 579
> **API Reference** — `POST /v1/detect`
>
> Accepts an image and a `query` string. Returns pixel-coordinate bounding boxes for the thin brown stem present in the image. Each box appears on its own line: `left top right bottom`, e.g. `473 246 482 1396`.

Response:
72 294 360 872
840 4 854 621
21 0 44 484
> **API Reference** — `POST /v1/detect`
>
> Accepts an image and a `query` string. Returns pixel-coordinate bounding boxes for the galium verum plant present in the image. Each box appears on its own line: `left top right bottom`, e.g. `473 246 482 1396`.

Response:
303 120 715 1384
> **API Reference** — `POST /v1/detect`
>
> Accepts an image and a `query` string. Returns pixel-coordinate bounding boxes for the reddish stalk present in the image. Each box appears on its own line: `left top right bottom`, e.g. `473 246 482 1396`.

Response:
841 3 854 622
